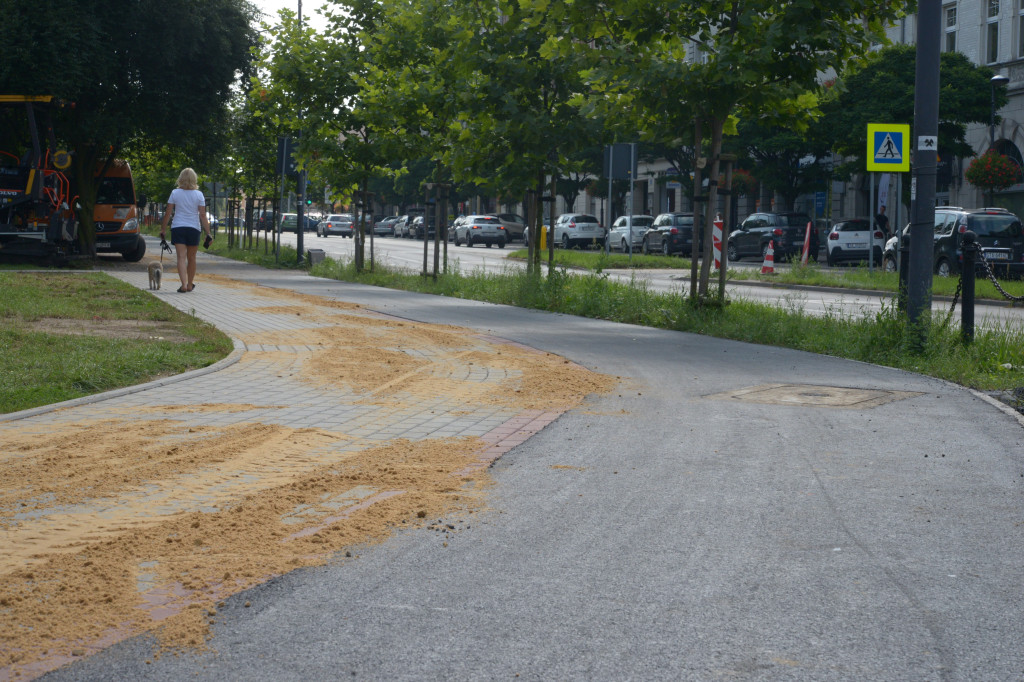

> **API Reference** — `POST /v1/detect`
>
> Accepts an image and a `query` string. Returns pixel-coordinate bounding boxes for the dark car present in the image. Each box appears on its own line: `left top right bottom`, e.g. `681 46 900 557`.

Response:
642 212 701 256
728 212 818 262
410 215 438 240
882 207 1024 278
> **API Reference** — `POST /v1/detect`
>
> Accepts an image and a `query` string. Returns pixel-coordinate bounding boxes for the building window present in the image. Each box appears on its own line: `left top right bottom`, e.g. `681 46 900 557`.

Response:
988 2 1001 63
945 4 957 52
1019 0 1024 57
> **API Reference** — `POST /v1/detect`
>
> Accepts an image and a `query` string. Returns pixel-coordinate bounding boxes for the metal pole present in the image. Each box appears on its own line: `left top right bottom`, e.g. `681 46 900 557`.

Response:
718 155 735 302
295 0 305 266
990 80 997 153
628 142 636 261
894 172 901 275
432 188 441 281
989 74 1009 206
907 0 940 335
607 147 614 255
549 177 556 270
869 172 875 271
422 185 431 276
441 185 449 274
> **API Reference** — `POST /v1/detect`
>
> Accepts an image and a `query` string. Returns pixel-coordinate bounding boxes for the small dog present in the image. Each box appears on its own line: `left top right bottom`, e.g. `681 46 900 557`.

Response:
148 261 163 290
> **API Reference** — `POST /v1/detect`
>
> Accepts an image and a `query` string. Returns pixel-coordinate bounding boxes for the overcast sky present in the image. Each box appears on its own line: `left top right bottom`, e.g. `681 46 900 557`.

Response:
251 0 331 32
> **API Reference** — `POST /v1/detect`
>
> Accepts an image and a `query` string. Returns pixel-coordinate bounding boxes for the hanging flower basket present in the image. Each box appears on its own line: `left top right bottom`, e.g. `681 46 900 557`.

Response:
965 150 1021 193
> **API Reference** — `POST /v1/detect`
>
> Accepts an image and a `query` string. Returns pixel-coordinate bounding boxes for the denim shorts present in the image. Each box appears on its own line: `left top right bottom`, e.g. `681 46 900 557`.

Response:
171 227 201 246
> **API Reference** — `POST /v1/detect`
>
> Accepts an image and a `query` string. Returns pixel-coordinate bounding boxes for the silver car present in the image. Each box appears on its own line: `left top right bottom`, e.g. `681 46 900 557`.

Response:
488 213 527 241
454 215 507 247
554 213 604 249
608 215 654 252
317 214 355 238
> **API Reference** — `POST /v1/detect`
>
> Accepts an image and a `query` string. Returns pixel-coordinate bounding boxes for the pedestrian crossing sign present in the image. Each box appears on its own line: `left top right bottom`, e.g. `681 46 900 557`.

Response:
867 123 910 171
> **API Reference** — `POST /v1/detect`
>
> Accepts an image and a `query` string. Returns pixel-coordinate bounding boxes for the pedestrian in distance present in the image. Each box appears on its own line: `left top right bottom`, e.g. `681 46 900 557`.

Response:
875 204 890 240
160 168 212 293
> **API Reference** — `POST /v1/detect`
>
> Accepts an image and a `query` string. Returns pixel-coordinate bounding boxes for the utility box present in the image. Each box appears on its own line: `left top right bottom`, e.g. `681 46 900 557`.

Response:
307 248 326 266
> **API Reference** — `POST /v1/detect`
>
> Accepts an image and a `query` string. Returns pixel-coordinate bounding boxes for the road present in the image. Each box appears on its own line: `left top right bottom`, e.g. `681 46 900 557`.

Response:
282 230 1024 329
42 253 1024 681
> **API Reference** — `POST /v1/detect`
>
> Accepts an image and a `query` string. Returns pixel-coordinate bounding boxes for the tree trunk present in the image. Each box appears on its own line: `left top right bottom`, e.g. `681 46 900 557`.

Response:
689 119 703 301
718 155 735 303
698 118 724 298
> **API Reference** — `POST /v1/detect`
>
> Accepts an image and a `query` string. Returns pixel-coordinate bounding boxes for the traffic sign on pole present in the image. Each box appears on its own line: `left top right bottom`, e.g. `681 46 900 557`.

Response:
866 123 910 172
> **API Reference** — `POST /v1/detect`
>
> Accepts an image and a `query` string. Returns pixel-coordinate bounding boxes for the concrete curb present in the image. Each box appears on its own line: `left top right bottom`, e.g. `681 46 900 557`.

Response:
665 273 1019 308
968 388 1024 428
0 339 247 424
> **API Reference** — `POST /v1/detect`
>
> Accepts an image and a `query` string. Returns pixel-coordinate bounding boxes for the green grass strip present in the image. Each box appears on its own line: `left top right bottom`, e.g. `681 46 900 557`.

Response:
311 256 1024 392
0 272 232 414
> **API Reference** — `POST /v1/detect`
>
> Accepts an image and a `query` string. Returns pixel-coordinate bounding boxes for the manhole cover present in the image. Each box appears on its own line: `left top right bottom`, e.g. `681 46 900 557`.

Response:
704 383 922 409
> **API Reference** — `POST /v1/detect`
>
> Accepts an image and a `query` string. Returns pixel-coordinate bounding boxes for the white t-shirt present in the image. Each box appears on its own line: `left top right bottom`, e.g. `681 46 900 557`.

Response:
167 188 205 230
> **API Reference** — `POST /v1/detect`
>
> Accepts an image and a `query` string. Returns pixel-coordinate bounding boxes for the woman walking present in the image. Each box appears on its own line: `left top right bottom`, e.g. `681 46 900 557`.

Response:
160 168 212 292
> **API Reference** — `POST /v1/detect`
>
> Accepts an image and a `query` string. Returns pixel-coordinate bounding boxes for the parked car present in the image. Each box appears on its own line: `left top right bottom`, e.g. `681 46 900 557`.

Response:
727 212 818 262
279 213 300 232
410 215 438 240
281 213 318 232
553 213 604 249
397 211 424 238
317 213 355 238
374 216 400 236
642 212 699 256
489 213 527 241
522 223 553 249
454 214 507 247
607 215 654 252
882 207 1024 278
395 214 413 238
825 218 885 266
256 210 275 232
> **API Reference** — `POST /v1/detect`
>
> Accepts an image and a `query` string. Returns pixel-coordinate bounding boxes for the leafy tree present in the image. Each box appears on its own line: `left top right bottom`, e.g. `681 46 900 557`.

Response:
730 119 830 212
556 145 603 212
567 0 909 300
821 43 1001 178
0 0 259 251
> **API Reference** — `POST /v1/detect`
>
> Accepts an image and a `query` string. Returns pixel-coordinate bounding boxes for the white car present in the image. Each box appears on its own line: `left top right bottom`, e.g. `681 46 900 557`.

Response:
453 214 507 247
607 215 654 252
825 218 885 266
553 213 604 249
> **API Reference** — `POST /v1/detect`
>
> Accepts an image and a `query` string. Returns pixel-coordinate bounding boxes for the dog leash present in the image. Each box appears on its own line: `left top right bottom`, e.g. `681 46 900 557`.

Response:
160 237 172 262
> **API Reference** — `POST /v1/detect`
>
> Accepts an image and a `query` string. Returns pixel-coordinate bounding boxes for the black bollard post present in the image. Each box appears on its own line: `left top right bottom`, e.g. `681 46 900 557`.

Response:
961 230 977 344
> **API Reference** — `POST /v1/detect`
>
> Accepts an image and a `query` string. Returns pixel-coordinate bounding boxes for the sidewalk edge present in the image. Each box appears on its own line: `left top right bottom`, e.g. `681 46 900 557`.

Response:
967 388 1024 428
0 339 247 424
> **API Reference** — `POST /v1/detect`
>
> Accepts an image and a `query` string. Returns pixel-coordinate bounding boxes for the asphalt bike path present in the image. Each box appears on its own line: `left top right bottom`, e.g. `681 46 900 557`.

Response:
31 242 1024 681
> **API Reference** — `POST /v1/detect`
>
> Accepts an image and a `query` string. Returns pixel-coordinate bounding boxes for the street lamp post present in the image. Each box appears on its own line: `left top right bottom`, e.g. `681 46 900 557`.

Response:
990 73 1010 206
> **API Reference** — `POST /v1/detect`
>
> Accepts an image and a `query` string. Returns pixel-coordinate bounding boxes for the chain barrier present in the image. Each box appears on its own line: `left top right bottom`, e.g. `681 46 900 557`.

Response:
978 254 1024 303
949 273 962 314
946 252 1024 320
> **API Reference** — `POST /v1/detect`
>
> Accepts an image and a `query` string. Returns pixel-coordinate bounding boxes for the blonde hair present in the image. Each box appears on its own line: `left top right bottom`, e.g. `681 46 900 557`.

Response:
177 167 198 190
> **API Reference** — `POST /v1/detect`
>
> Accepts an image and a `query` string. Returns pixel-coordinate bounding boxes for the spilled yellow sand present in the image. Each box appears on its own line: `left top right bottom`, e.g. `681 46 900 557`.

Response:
0 274 617 679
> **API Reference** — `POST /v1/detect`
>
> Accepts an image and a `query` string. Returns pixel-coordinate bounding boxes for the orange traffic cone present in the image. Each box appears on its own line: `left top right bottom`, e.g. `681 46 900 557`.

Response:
760 239 776 274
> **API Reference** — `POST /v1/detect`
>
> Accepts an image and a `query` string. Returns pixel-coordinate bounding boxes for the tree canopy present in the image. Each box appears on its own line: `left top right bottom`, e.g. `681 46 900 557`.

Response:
821 43 1002 177
0 0 259 245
